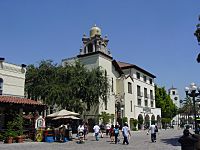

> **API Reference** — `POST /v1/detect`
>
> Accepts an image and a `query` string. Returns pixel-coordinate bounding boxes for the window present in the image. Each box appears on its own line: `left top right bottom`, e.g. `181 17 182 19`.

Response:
137 85 141 96
88 43 93 53
128 82 132 94
150 90 153 99
111 78 113 92
145 100 148 106
172 91 176 95
0 78 3 95
151 101 154 107
138 99 141 106
143 75 147 82
136 72 140 79
130 101 133 112
105 101 108 110
149 78 153 84
144 88 147 98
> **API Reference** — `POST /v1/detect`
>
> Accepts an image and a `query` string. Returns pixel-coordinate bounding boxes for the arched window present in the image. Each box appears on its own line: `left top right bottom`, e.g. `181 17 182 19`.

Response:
88 43 93 53
0 78 3 95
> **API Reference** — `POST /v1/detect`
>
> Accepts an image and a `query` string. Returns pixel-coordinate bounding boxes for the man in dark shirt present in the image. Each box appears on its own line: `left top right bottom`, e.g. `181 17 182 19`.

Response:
178 129 198 150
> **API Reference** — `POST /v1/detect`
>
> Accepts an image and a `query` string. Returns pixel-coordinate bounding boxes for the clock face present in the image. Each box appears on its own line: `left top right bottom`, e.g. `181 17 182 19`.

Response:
174 97 178 100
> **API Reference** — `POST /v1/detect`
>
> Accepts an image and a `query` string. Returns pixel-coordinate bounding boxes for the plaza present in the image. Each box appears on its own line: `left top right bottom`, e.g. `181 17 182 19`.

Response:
0 129 183 150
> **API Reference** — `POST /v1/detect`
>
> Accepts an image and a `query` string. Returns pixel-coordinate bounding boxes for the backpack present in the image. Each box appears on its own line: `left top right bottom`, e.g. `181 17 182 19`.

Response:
114 128 119 134
155 126 158 132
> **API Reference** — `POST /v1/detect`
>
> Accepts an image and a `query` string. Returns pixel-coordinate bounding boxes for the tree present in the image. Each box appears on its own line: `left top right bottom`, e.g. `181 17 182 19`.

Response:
155 85 178 120
25 60 110 113
99 112 111 124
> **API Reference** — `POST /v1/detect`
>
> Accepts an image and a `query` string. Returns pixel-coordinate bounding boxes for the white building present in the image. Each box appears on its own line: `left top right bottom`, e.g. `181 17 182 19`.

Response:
62 25 161 129
0 58 26 97
169 87 181 126
168 87 181 109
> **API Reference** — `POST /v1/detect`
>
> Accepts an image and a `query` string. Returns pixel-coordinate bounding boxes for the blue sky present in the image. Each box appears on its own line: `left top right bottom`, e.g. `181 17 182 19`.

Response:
0 0 200 99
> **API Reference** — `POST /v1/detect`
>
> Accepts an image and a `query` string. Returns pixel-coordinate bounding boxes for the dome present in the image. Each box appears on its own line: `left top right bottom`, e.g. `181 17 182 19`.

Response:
90 24 101 37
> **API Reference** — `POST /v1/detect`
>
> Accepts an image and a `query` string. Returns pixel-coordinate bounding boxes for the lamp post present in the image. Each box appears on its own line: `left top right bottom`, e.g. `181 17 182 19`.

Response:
121 107 124 126
185 82 200 134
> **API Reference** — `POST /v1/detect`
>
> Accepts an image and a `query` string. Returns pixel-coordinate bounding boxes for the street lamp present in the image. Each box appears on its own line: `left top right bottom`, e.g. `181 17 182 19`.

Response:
121 107 124 126
185 82 200 134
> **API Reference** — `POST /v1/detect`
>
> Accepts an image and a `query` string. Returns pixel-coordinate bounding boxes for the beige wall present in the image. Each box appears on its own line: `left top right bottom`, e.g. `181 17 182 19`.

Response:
0 62 26 97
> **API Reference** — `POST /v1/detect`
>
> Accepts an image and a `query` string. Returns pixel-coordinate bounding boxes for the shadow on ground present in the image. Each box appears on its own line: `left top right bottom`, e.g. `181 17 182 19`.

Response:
160 136 181 146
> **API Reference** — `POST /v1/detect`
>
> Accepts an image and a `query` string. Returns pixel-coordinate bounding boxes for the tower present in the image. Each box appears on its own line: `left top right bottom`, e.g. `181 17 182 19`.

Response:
168 87 180 108
79 25 111 57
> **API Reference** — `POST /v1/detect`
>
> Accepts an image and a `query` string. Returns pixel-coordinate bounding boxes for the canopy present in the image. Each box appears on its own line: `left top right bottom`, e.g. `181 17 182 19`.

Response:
47 109 79 118
52 115 80 120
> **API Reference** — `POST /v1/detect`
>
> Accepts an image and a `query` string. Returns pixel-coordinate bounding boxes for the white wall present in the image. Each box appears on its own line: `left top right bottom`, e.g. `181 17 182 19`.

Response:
0 62 26 97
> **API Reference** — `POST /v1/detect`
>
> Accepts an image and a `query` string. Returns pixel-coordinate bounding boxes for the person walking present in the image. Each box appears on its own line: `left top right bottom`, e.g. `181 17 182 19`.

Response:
178 129 198 150
122 122 131 145
109 124 115 143
77 122 84 143
106 123 111 136
93 124 100 141
114 124 120 144
83 122 88 140
148 123 158 142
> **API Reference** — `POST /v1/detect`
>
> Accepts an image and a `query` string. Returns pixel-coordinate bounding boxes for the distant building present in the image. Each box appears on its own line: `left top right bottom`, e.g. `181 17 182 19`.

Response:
62 25 161 129
168 87 181 108
0 58 26 97
0 58 46 130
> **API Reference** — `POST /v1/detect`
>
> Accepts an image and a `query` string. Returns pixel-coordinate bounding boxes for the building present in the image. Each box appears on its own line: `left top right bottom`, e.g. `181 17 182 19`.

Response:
62 25 161 129
0 58 46 130
168 87 181 109
168 87 181 126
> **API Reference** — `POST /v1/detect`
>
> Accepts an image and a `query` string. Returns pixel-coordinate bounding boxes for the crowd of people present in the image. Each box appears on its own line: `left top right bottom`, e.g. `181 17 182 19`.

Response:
76 121 132 145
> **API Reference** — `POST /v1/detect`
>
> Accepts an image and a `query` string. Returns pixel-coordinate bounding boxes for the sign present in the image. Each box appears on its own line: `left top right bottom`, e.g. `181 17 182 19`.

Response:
143 107 151 113
35 116 45 129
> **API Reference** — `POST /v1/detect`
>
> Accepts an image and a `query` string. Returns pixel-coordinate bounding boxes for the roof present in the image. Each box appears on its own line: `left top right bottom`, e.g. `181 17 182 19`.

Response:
0 96 46 106
117 61 156 78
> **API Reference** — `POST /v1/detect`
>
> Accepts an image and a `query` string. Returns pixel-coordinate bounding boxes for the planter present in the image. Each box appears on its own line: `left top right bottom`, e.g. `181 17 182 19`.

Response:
16 136 24 143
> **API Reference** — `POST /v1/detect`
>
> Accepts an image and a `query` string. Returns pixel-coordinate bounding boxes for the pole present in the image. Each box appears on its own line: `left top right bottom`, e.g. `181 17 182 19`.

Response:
192 92 198 134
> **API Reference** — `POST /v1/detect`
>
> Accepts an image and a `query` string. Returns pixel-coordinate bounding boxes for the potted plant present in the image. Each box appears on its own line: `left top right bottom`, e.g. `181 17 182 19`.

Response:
4 121 17 144
14 114 24 143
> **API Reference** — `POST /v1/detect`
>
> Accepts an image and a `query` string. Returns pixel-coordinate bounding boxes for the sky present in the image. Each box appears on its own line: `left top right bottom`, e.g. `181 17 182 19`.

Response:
0 0 200 100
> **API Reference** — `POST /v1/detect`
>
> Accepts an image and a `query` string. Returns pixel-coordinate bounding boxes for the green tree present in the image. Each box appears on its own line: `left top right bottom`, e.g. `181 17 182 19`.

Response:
25 60 110 113
155 85 178 122
99 112 111 124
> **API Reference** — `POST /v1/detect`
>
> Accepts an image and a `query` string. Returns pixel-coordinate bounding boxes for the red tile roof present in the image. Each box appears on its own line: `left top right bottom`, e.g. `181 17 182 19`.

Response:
117 61 156 78
0 96 45 106
117 61 134 68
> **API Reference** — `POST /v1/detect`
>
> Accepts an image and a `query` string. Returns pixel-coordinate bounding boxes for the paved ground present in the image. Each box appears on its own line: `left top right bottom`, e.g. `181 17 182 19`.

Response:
0 129 183 150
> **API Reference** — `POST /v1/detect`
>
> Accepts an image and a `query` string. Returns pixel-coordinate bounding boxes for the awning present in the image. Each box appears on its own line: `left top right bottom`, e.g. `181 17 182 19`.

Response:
52 116 80 120
47 109 79 118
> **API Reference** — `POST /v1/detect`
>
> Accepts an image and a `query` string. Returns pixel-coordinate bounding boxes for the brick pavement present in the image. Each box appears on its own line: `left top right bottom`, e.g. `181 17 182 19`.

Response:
0 129 183 150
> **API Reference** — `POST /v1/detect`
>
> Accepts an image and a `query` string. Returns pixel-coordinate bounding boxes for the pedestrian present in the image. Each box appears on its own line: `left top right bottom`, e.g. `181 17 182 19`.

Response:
109 124 115 143
148 123 158 142
93 123 100 141
77 122 84 143
106 123 111 136
83 122 88 140
122 122 131 145
178 129 198 150
114 124 120 144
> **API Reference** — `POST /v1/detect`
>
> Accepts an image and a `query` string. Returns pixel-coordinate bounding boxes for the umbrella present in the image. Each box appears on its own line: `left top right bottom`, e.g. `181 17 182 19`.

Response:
47 109 79 118
52 116 80 120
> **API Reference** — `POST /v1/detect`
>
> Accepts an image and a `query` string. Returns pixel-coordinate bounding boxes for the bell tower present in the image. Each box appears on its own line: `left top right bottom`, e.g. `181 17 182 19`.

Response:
79 25 111 57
